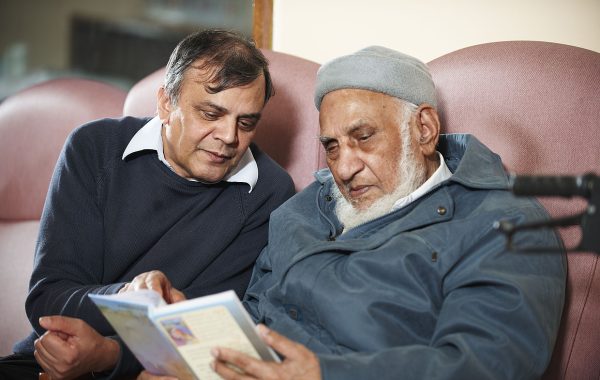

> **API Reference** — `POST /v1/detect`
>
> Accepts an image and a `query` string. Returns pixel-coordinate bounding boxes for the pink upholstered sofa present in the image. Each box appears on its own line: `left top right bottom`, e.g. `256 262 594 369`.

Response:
0 79 127 356
428 41 600 379
0 42 598 379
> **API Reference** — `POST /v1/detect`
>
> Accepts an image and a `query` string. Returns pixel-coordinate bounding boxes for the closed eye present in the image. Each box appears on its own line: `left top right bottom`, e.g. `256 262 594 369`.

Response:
237 116 260 132
322 141 339 157
202 111 219 121
238 120 257 132
319 137 336 151
193 102 226 121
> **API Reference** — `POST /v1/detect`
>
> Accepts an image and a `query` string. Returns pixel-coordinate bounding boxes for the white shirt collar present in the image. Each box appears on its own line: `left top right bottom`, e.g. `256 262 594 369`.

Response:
122 116 258 192
390 152 453 212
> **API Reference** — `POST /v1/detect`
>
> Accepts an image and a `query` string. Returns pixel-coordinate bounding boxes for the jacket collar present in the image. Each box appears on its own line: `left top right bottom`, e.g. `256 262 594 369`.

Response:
439 133 509 190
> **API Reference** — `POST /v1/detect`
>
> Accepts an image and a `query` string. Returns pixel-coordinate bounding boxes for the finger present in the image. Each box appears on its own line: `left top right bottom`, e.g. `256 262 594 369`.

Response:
38 317 99 362
35 335 71 378
130 272 154 289
39 316 80 336
130 274 151 291
118 283 131 293
34 349 57 379
35 350 63 380
41 332 76 358
256 324 304 359
34 336 58 368
149 271 173 300
144 271 177 302
211 357 255 380
170 288 187 303
211 347 275 379
54 331 70 340
36 332 77 367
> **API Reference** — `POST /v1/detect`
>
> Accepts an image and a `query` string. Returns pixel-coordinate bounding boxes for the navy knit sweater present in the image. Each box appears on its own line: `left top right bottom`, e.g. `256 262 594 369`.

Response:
15 117 294 375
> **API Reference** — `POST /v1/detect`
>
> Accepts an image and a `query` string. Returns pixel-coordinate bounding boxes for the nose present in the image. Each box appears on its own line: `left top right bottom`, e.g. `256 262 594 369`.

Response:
335 146 364 183
214 118 238 145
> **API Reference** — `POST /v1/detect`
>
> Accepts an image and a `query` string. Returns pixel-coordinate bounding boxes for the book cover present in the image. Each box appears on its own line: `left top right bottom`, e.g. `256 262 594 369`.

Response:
90 289 278 379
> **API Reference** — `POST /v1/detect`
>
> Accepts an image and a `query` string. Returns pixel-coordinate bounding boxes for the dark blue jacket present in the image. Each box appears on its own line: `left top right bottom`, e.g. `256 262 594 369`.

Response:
245 134 566 380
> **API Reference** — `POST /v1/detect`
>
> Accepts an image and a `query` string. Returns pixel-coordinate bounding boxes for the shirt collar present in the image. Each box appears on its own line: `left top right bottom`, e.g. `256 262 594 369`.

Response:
390 151 452 211
122 116 258 192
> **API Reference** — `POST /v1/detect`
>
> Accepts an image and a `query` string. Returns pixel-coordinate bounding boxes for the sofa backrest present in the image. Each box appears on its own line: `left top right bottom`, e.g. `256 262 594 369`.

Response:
123 49 323 191
0 78 127 355
428 40 600 380
0 79 128 220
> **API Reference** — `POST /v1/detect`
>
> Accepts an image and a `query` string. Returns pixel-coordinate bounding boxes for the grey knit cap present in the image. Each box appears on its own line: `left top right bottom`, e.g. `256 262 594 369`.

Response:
314 46 437 110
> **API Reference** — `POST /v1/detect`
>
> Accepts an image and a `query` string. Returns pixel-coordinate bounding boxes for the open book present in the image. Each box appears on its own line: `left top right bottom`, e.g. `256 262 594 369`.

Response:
89 290 279 380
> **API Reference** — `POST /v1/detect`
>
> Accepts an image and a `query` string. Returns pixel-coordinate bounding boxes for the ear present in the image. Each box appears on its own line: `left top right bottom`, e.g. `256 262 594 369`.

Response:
157 86 173 124
415 103 441 157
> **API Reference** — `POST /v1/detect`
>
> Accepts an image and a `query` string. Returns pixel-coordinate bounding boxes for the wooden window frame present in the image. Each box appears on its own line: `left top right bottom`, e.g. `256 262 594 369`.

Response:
253 0 273 49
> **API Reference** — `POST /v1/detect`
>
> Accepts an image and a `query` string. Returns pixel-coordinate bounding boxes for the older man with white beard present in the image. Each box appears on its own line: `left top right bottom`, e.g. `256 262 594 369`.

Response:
141 47 567 380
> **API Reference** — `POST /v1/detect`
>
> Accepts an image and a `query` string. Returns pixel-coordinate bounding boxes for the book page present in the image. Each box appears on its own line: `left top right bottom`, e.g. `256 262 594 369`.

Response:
90 289 167 307
154 305 260 380
91 290 277 380
89 293 196 379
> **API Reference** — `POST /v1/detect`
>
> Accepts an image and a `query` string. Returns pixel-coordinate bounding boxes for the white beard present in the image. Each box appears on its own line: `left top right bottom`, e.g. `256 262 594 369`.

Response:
333 121 426 233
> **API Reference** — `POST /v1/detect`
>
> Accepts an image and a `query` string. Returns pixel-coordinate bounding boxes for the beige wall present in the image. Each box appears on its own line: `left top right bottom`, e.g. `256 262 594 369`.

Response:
272 0 600 64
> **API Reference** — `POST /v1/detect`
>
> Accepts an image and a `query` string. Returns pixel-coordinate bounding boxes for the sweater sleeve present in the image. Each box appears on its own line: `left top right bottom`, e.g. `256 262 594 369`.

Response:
26 123 123 336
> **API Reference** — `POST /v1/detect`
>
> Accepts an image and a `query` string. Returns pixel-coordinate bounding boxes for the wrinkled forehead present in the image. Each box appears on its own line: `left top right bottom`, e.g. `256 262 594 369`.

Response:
319 89 410 137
